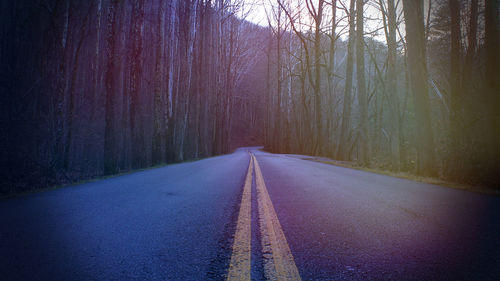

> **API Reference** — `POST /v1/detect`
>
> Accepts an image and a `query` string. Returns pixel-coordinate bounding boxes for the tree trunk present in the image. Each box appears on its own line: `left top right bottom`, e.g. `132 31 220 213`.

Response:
484 0 500 184
387 0 400 171
356 0 369 165
448 0 462 177
153 0 167 165
327 1 337 156
103 0 119 175
274 12 282 153
337 0 355 161
313 0 324 155
129 0 145 168
402 0 437 176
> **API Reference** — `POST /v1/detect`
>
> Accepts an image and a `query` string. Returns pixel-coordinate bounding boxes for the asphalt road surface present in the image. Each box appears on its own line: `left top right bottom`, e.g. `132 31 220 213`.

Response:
1 148 499 280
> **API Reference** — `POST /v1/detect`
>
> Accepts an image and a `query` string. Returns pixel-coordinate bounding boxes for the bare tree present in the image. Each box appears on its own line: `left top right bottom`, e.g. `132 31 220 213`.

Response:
402 0 437 176
104 0 120 175
448 0 461 176
484 0 500 183
356 0 369 165
337 0 356 161
386 0 401 171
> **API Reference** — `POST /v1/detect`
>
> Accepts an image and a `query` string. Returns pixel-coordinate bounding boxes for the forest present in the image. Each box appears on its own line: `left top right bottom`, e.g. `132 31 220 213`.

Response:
0 0 267 193
1 0 499 194
261 0 499 187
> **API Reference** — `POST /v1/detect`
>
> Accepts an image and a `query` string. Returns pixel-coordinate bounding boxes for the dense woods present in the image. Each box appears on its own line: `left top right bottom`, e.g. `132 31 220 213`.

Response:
262 0 500 187
0 0 266 193
1 0 499 194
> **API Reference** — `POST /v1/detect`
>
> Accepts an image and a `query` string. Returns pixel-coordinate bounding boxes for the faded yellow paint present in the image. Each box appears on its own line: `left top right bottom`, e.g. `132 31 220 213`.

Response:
227 154 253 281
252 154 301 281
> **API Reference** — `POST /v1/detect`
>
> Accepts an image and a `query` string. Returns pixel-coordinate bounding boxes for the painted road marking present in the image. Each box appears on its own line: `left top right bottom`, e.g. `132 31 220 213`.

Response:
252 154 302 281
227 155 253 281
227 153 301 280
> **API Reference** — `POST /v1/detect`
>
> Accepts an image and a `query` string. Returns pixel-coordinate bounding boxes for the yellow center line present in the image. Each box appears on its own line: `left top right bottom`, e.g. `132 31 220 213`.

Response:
252 154 301 281
227 154 253 281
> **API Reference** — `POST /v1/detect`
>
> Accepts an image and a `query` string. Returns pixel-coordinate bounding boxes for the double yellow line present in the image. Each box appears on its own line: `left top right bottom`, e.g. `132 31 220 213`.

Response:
227 153 301 281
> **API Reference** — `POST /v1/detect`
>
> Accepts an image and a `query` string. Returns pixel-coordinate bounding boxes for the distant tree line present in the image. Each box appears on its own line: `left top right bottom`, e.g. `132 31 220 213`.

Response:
1 0 498 193
262 0 499 187
0 0 266 194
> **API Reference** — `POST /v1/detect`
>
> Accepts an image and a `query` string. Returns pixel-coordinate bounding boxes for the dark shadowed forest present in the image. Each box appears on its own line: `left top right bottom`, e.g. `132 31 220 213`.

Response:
0 0 267 193
1 0 499 194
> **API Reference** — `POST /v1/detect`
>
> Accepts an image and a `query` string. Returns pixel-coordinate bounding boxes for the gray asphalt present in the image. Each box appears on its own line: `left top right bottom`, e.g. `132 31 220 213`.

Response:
1 148 499 280
253 150 500 280
0 149 250 280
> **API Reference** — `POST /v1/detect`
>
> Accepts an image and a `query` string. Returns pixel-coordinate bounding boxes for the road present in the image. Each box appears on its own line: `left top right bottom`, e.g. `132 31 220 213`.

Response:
1 148 499 280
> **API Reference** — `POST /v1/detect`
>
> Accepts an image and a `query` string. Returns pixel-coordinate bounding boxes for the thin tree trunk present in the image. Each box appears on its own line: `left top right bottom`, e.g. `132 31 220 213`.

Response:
313 0 324 155
274 12 282 153
448 0 462 177
63 7 91 170
484 0 500 184
103 0 119 175
327 1 337 156
387 0 400 171
153 0 167 165
337 0 355 161
356 0 369 165
129 0 145 168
